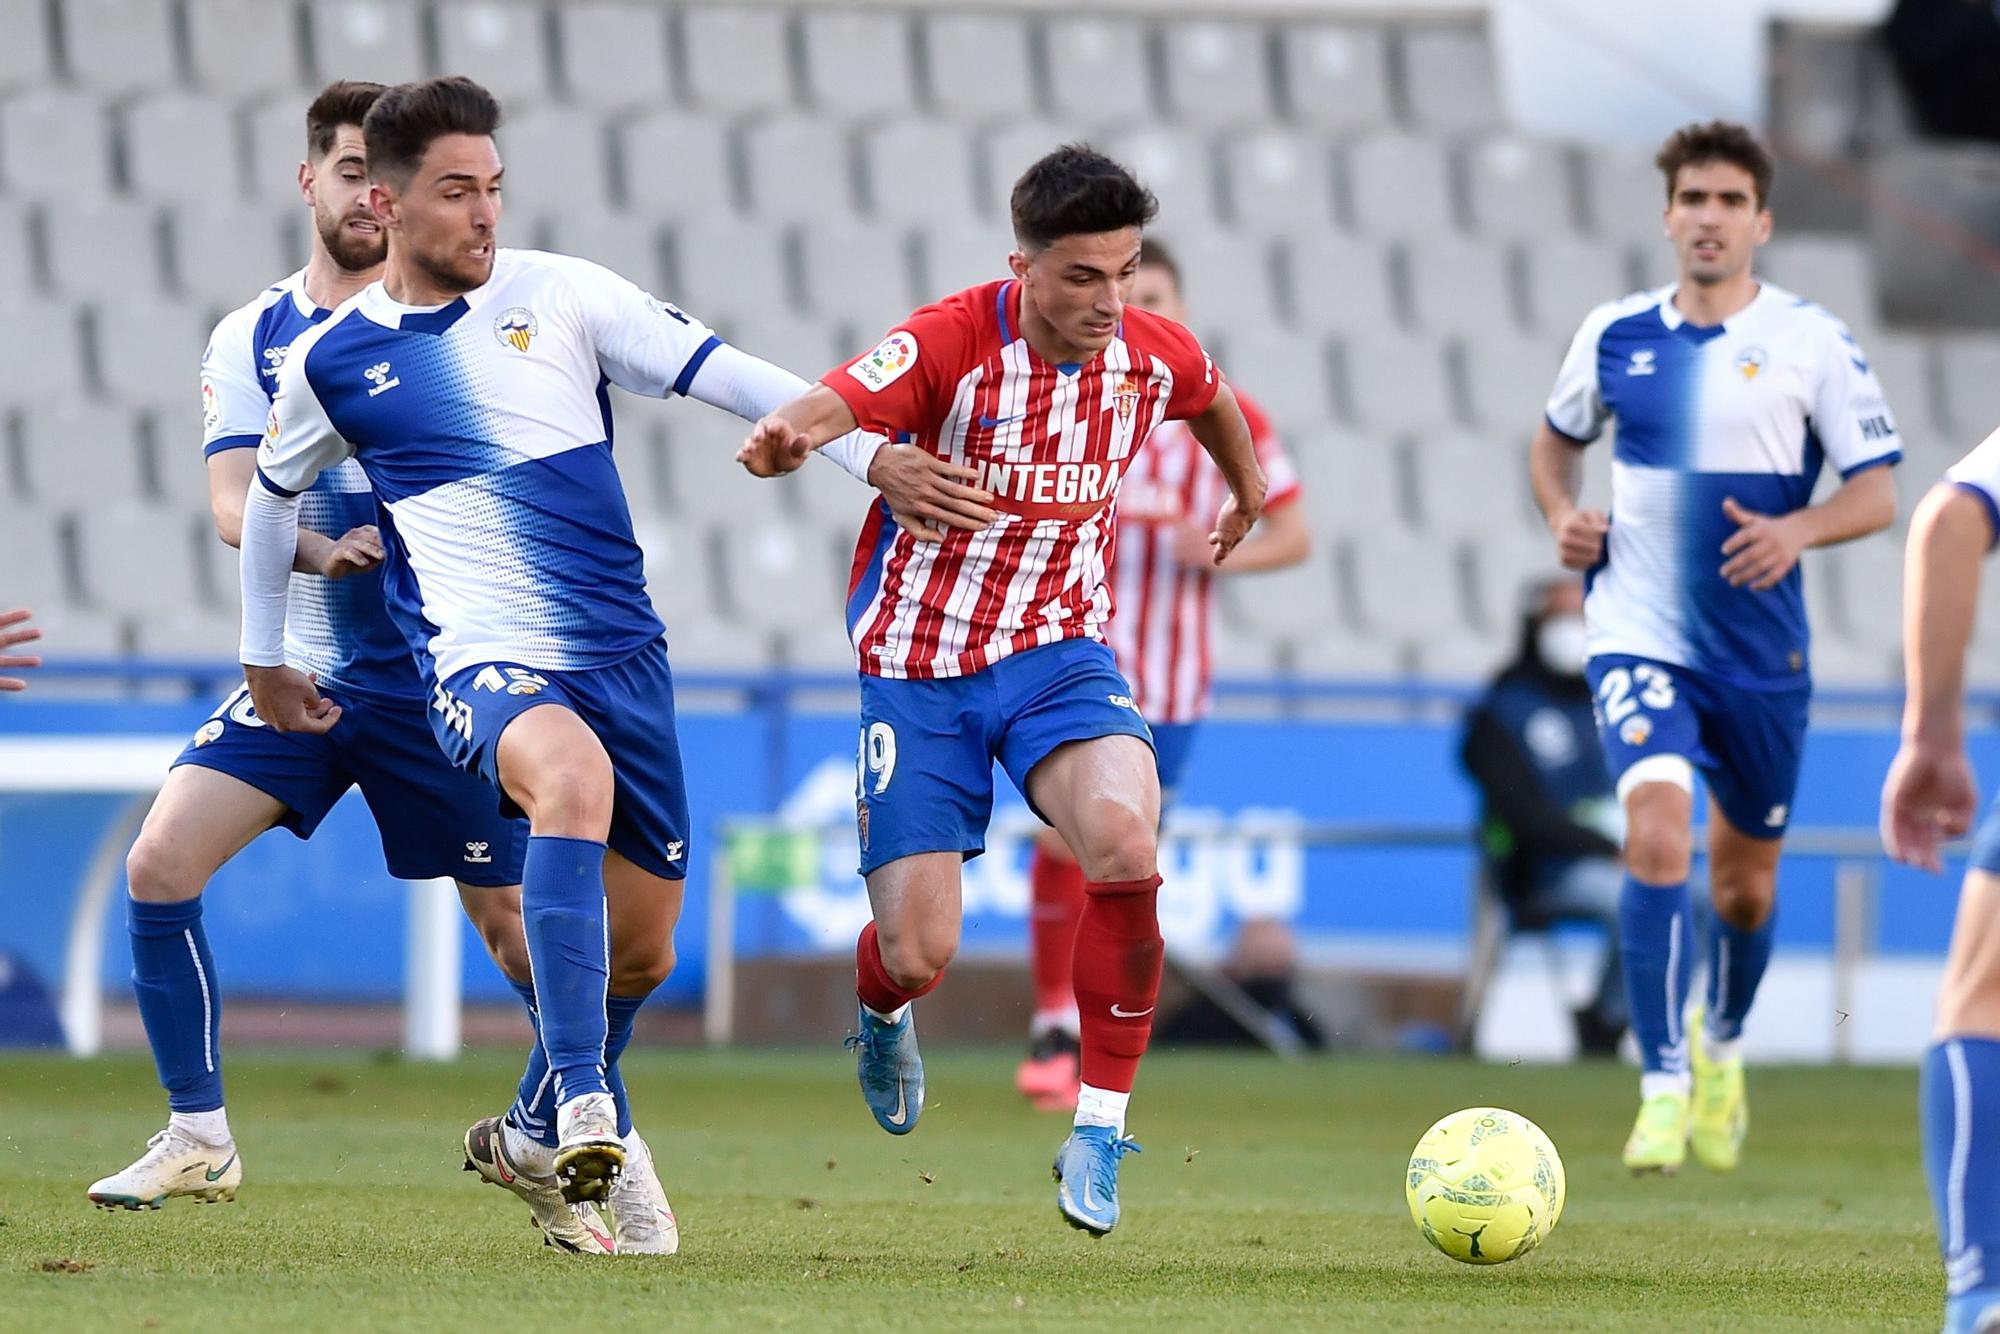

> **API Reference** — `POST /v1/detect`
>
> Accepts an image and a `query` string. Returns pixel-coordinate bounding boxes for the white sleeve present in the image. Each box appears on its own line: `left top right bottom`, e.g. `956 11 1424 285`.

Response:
1946 428 2000 546
1815 322 1902 478
558 255 726 398
1544 308 1614 443
200 304 270 456
238 477 299 667
681 341 885 484
259 337 352 497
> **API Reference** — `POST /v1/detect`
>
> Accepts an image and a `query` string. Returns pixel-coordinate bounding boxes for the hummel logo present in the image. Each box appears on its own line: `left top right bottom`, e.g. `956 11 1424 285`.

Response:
1626 349 1657 377
666 840 685 862
1765 804 1788 828
465 840 492 864
1109 1003 1154 1019
978 413 1023 429
364 362 401 397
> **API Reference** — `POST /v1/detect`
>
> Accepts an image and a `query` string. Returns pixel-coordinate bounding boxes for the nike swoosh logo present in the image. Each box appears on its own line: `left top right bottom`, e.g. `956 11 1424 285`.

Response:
885 1075 909 1127
205 1153 236 1182
978 414 1022 428
1081 1173 1104 1214
1109 1004 1155 1019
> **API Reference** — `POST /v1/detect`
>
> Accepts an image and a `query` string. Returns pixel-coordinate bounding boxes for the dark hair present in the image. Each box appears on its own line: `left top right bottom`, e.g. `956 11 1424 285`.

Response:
362 76 503 186
305 80 387 161
1655 120 1775 210
1010 144 1158 252
1137 237 1181 289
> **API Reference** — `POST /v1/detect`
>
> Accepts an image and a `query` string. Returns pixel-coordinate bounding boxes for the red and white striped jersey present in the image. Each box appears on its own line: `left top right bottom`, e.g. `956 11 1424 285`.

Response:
1106 390 1302 724
824 279 1222 680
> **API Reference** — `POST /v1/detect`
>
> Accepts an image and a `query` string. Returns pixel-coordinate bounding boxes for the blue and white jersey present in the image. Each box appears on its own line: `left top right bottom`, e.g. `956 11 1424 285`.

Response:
1546 282 1901 687
261 249 721 681
1947 430 2000 544
202 270 412 701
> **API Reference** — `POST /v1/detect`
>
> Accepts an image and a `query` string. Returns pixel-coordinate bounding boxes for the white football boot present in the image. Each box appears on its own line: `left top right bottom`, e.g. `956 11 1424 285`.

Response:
607 1131 679 1256
554 1091 625 1204
462 1116 615 1255
87 1126 241 1210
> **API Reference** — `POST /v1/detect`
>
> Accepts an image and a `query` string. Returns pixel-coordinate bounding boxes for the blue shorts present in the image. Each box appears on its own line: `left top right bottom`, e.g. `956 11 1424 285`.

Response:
171 681 528 886
855 638 1154 875
1972 799 2000 874
1585 654 1810 840
429 639 691 881
1151 721 1200 805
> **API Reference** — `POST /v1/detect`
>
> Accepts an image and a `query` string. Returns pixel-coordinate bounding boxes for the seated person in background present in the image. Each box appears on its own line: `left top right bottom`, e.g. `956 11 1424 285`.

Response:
1459 577 1629 1055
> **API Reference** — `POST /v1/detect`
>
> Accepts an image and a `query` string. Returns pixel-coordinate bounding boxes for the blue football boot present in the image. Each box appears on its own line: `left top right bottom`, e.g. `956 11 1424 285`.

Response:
1053 1124 1142 1235
845 1006 923 1135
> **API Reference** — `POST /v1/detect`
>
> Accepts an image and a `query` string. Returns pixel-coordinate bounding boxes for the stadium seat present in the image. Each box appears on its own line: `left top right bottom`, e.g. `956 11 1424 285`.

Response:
184 0 303 98
982 121 1093 215
1759 236 1879 329
43 202 165 300
131 605 239 660
1403 238 1521 335
1347 530 1473 644
1344 135 1457 238
793 221 920 339
1580 146 1668 244
1409 429 1537 540
29 603 130 660
1280 235 1399 335
780 615 863 674
742 118 860 225
151 414 218 511
58 0 177 95
1401 26 1502 134
1459 334 1566 432
95 297 209 411
1275 22 1392 132
1517 237 1634 334
435 0 553 105
722 311 847 392
1160 20 1275 128
1169 232 1283 335
1467 531 1568 629
782 454 879 531
801 9 918 118
1293 427 1409 536
860 123 982 226
542 212 666 294
714 520 848 633
305 0 428 86
680 4 794 116
122 93 240 205
1103 126 1220 230
555 2 673 110
1339 333 1456 433
1040 15 1155 126
1206 621 1287 680
660 616 776 673
920 13 1038 123
663 404 789 525
618 112 738 220
665 216 793 330
1217 129 1338 237
1288 626 1407 678
495 106 613 222
0 503 72 608
74 505 206 615
1212 327 1335 434
1216 546 1343 642
0 297 87 405
1461 138 1579 239
0 0 56 89
1936 334 2000 439
630 515 724 623
917 221 1016 301
0 89 114 201
0 201 34 299
19 403 149 510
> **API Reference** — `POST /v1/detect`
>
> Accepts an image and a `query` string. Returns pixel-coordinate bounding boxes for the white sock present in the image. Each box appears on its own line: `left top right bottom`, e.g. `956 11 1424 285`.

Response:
1074 1083 1130 1135
171 1108 231 1146
1702 1030 1743 1066
503 1119 557 1176
1031 1008 1081 1041
1640 1071 1691 1102
864 1001 910 1025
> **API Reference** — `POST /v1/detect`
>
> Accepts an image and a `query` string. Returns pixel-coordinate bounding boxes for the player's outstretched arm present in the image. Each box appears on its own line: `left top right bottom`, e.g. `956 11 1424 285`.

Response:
205 449 383 578
1185 381 1267 565
1530 422 1608 571
738 385 862 478
0 608 42 691
1719 466 1895 591
1882 483 1988 870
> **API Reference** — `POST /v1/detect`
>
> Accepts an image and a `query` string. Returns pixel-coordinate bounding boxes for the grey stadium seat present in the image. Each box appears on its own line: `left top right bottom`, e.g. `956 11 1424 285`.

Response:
781 612 864 674
793 221 920 339
1041 15 1154 126
1290 625 1407 679
1937 335 2000 440
59 0 177 95
1518 238 1634 335
1759 237 1878 330
1277 23 1392 132
921 13 1037 123
1 90 115 202
1581 146 1669 244
619 112 738 220
1460 334 1567 432
1169 232 1283 335
661 616 774 674
245 97 315 206
1401 26 1501 134
666 217 793 330
1408 430 1539 540
306 0 428 85
1282 235 1399 335
0 504 73 608
861 122 982 226
802 9 918 118
19 403 150 511
1103 126 1219 231
98 298 212 413
496 107 613 222
185 0 303 98
1214 327 1335 434
435 0 553 105
1344 136 1457 238
714 521 847 633
1462 138 1579 240
663 405 788 526
679 5 793 117
742 118 859 225
1217 547 1343 643
555 2 673 111
132 606 241 660
918 222 1015 300
542 212 667 294
74 505 206 616
784 450 881 531
0 201 33 300
152 413 220 512
1160 20 1275 128
1339 334 1456 433
122 94 241 205
723 312 849 394
1348 530 1473 642
1468 531 1569 629
1294 427 1407 536
631 517 724 623
982 121 1092 215
0 0 56 89
1403 238 1521 336
0 298 88 405
44 201 166 300
1219 130 1338 237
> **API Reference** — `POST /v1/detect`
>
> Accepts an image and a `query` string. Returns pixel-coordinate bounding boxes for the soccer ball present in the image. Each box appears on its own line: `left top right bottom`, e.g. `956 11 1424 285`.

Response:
1405 1106 1565 1265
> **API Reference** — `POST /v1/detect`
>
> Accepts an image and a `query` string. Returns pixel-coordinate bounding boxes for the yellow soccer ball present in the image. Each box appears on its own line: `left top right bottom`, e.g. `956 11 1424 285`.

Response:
1405 1106 1566 1264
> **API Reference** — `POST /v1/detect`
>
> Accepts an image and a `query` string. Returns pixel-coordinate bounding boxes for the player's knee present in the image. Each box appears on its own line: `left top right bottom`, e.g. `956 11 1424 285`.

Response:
610 937 675 995
1068 796 1159 884
878 923 956 992
124 835 204 904
482 923 531 985
1709 876 1774 931
1623 814 1692 884
520 757 614 837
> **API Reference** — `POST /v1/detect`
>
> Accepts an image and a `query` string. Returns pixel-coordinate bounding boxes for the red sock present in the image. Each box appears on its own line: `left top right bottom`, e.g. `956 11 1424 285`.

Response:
1071 875 1164 1094
855 920 942 1015
1028 846 1087 1018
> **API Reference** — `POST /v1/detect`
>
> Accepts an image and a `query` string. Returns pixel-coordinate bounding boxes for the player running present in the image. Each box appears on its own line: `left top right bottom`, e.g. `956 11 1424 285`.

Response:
1530 121 1900 1174
1016 237 1307 1110
1881 440 2000 1334
241 76 950 1239
738 145 1268 1235
0 608 40 690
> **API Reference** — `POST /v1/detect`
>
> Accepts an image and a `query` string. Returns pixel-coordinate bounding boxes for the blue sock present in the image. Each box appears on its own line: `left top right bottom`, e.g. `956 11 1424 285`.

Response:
605 992 646 1137
1705 911 1775 1043
515 989 648 1142
127 897 223 1113
1619 874 1694 1079
503 976 559 1148
520 836 610 1104
1924 1039 2000 1317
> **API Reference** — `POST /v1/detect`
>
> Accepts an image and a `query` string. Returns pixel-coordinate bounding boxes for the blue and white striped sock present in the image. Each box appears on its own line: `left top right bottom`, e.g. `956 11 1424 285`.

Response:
520 836 610 1105
1619 874 1693 1098
1924 1039 2000 1322
127 896 224 1114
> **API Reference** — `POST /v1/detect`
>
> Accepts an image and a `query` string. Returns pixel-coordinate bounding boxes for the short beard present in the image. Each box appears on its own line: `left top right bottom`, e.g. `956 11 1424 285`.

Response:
316 209 385 273
411 242 492 298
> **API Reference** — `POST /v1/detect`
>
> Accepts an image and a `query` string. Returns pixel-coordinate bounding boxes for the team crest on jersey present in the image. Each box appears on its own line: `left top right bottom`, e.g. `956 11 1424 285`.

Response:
848 331 918 392
1111 374 1141 421
1618 714 1652 747
494 307 538 352
192 719 224 748
1735 346 1766 381
201 378 219 431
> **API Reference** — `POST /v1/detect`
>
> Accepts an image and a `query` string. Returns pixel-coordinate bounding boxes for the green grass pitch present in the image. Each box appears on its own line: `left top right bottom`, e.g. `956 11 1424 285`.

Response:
0 1047 1943 1331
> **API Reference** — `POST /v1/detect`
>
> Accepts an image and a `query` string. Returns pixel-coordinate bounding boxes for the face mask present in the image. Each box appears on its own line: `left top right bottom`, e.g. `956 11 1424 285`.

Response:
1536 615 1587 677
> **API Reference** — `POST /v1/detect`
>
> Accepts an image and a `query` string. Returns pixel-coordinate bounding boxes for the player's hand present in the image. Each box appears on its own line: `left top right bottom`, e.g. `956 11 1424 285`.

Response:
0 607 42 692
318 525 385 580
1209 491 1261 566
869 444 997 544
1553 507 1609 571
737 415 814 478
1720 498 1807 591
1880 738 1978 873
244 664 341 735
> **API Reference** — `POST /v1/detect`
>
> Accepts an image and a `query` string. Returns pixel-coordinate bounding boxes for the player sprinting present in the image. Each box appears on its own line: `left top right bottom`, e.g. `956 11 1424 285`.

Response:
739 145 1268 1235
242 76 939 1235
1016 237 1307 1111
1530 122 1900 1174
1882 440 2000 1334
79 82 622 1251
